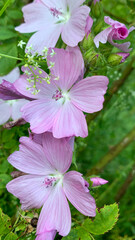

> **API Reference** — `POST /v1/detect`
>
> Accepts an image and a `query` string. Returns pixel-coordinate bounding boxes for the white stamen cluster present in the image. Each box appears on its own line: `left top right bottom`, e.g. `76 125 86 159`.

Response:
17 42 59 95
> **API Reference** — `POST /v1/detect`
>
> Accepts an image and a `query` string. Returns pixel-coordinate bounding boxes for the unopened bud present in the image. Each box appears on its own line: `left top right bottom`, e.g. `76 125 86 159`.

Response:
116 53 130 63
91 1 102 18
81 33 95 52
108 53 126 66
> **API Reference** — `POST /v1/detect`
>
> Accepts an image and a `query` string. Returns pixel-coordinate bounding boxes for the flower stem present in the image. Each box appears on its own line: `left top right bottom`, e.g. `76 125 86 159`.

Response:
86 126 135 176
0 53 23 61
0 0 12 16
115 162 135 202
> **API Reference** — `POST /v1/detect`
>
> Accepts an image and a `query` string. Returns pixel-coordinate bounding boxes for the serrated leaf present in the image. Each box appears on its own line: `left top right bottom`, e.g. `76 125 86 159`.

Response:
0 208 12 235
84 203 119 235
0 27 17 40
0 42 17 76
4 232 18 240
62 227 92 240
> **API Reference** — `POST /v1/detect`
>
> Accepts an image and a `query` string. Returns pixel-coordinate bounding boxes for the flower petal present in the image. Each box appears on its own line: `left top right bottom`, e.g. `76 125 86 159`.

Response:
90 177 108 187
0 100 11 125
53 101 88 138
0 80 27 100
70 76 108 113
63 171 96 217
67 0 86 11
15 3 54 33
8 137 56 175
94 27 112 48
61 6 90 47
42 132 72 174
21 99 61 134
36 231 56 240
48 47 84 90
6 175 51 210
26 25 62 54
37 183 71 236
11 99 29 120
0 67 20 84
108 34 133 52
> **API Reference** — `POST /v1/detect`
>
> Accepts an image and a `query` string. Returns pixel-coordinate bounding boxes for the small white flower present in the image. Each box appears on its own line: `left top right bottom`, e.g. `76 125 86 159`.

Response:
17 40 26 49
50 49 56 57
48 61 55 69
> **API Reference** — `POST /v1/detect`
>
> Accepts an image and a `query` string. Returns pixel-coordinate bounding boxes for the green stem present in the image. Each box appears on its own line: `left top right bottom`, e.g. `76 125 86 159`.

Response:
0 53 23 61
86 57 135 124
115 162 135 202
0 0 12 16
86 126 135 176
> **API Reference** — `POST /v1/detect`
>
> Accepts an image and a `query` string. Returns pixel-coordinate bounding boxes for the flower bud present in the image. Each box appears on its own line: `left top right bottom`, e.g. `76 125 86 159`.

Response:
84 51 99 67
116 53 130 63
90 177 108 187
91 1 102 18
80 33 95 52
108 54 122 66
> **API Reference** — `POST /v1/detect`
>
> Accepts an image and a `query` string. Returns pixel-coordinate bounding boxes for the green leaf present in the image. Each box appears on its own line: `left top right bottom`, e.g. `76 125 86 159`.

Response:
0 174 11 189
84 203 119 235
0 27 17 40
0 208 12 235
0 42 17 76
4 232 18 240
7 9 23 19
62 227 92 240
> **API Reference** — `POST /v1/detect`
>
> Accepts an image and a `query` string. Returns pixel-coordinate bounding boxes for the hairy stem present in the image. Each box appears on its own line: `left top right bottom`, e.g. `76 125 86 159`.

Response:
115 163 135 202
86 127 135 176
86 57 135 124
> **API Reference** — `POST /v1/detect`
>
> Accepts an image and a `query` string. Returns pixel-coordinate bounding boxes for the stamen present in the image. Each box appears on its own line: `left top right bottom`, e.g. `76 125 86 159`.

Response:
52 90 63 101
50 8 62 18
44 176 56 188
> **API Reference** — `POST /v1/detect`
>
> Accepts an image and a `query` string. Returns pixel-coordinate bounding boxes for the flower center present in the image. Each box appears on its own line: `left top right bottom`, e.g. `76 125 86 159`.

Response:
44 176 57 188
50 6 71 24
52 90 63 101
52 90 70 103
43 174 63 188
50 8 62 18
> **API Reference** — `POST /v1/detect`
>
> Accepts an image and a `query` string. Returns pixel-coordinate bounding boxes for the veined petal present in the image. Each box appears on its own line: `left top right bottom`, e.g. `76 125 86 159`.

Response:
36 230 56 240
21 99 61 134
42 132 72 174
41 0 67 11
0 100 11 125
11 99 29 120
94 27 112 48
70 76 108 113
53 101 88 138
6 175 51 210
67 0 86 11
63 171 96 217
8 137 56 175
108 34 133 52
37 183 71 236
0 67 20 84
61 6 90 47
48 47 84 90
15 3 54 33
26 25 62 54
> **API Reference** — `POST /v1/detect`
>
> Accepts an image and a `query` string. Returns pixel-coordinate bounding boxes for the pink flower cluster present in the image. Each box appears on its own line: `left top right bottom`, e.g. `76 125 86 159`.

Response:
1 0 134 239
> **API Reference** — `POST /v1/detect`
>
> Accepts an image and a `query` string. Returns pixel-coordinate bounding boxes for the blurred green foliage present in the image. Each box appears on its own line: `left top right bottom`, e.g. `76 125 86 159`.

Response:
0 0 135 239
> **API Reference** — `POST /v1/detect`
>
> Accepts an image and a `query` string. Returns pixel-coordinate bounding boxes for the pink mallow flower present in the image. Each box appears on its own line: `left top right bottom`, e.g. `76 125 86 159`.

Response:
90 177 108 187
94 16 135 52
15 0 90 54
0 68 29 125
6 132 96 238
14 47 108 138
